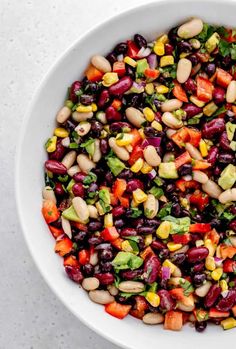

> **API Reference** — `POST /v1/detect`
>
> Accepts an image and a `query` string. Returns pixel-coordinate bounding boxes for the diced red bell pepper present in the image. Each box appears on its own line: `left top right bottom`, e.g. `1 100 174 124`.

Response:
105 301 132 319
220 244 236 259
140 246 155 260
164 311 183 331
223 259 236 273
189 191 209 211
110 193 119 206
63 255 79 267
110 237 124 250
204 229 220 245
173 81 188 102
113 61 126 77
144 68 160 80
196 76 214 102
175 151 192 169
113 179 127 198
78 249 90 265
85 64 103 82
169 288 194 306
130 296 148 319
101 226 120 242
176 179 200 192
42 200 60 224
196 52 210 62
130 129 142 147
171 127 189 148
172 234 191 245
127 40 140 59
216 68 232 88
119 196 129 208
189 223 211 233
48 225 64 239
209 308 230 318
111 98 122 110
128 145 143 166
192 160 211 170
54 237 73 257
187 128 201 147
72 222 88 232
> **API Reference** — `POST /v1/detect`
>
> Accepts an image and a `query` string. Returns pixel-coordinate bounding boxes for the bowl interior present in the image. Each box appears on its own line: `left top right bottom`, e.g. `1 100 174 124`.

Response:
16 1 236 348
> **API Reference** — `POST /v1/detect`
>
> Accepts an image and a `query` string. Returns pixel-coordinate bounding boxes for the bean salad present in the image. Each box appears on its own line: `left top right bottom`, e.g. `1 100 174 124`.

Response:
42 18 236 331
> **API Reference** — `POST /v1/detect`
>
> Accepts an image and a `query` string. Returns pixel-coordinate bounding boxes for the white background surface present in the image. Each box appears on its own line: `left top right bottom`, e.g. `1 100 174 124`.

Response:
0 0 148 348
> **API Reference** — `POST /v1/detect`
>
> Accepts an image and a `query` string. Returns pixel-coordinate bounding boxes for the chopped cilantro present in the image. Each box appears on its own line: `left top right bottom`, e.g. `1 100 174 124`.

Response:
130 207 142 218
157 203 172 218
149 186 164 199
179 279 194 296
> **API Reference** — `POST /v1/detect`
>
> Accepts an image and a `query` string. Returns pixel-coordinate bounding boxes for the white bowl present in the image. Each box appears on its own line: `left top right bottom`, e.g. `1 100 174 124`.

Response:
16 0 236 348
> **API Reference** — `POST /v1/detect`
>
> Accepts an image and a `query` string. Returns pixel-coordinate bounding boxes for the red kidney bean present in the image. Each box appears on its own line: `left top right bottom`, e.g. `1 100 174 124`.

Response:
73 172 87 182
97 89 109 108
187 247 209 263
100 139 108 155
143 256 161 283
72 183 85 198
192 262 205 273
49 140 65 161
183 103 202 118
184 78 197 94
213 86 225 104
114 218 125 228
229 220 236 232
138 226 155 234
204 284 222 308
127 179 144 193
55 182 65 196
121 268 143 280
145 219 161 227
151 240 166 250
112 206 126 217
120 227 137 237
171 253 186 265
131 218 144 228
109 122 131 133
45 160 67 175
219 131 231 151
216 290 236 311
88 221 103 231
109 76 133 96
105 106 122 122
58 199 70 212
165 43 174 55
206 146 219 165
95 273 114 285
65 266 83 283
91 121 103 137
69 81 82 103
202 118 225 139
80 94 95 105
218 152 234 164
158 290 175 311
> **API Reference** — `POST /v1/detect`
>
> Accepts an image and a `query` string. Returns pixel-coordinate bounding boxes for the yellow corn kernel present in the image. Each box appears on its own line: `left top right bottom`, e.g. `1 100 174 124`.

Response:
220 280 228 292
100 130 108 139
121 240 133 253
179 52 190 59
156 221 171 239
116 133 133 146
204 239 216 257
145 83 154 95
131 199 139 208
189 95 206 107
163 259 176 273
91 103 97 112
160 55 174 67
157 34 168 44
76 104 93 113
133 188 148 204
205 256 216 271
154 41 165 56
102 72 119 87
203 101 218 117
180 197 189 209
143 107 155 122
141 162 153 174
221 318 236 330
156 85 169 94
211 267 223 281
199 139 208 157
145 292 160 307
167 242 183 252
54 127 69 138
151 120 163 131
104 213 113 228
196 239 204 247
124 56 137 67
138 128 145 139
95 201 105 216
145 234 153 246
131 158 144 173
46 136 57 153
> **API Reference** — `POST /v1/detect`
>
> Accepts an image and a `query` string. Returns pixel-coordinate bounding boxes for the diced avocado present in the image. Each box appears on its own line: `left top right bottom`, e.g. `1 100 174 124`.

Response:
205 32 220 53
226 122 236 141
62 205 80 222
98 188 111 213
66 179 75 195
136 58 149 77
163 215 191 234
112 252 143 270
158 162 178 179
107 157 126 176
218 164 236 190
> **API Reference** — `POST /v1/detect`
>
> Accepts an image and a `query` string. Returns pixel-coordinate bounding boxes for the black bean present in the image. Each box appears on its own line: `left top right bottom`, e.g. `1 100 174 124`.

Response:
177 40 192 53
171 253 186 265
100 261 113 273
205 63 216 76
106 52 117 64
114 42 128 54
88 236 103 245
81 263 94 277
74 231 87 242
178 164 192 176
193 273 206 287
134 33 147 48
100 249 113 261
137 226 155 234
88 221 102 231
100 139 108 155
80 94 95 105
90 121 103 137
195 321 207 332
114 219 125 228
171 203 182 217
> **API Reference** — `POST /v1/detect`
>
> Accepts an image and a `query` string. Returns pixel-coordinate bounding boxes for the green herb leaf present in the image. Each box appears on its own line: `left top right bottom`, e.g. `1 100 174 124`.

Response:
231 43 236 60
69 142 79 149
112 252 143 271
149 186 164 199
153 177 164 186
72 130 79 140
179 279 194 296
157 203 172 218
114 274 121 288
44 173 55 189
107 157 126 176
197 23 215 41
99 188 111 214
219 39 231 57
80 138 95 156
83 172 97 185
187 113 204 125
130 207 142 218
162 216 191 234
57 175 69 183
216 26 229 38
125 236 140 243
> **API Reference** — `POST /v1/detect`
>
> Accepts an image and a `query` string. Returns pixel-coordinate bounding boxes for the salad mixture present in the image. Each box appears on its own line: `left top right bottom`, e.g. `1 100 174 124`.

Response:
42 18 236 332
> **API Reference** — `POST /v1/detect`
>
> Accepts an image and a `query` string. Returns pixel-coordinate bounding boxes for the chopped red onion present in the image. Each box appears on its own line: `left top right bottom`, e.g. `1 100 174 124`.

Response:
147 53 158 69
146 137 162 147
137 47 152 58
161 266 171 280
117 54 124 62
147 169 157 179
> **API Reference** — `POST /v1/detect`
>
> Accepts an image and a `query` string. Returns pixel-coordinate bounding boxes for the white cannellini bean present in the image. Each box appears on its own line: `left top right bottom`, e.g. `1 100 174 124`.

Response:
177 18 204 39
168 277 186 286
185 143 203 160
61 150 77 169
89 290 115 305
108 137 130 161
189 38 201 49
77 154 95 173
92 139 102 162
118 281 145 293
163 152 174 163
72 197 89 222
143 194 159 219
202 180 222 199
72 111 93 122
192 170 208 184
162 112 183 129
219 188 236 204
89 251 99 266
143 145 161 167
75 121 91 136
142 313 164 325
96 111 107 124
82 277 100 291
61 137 70 148
195 281 212 297
91 55 112 73
107 285 119 296
42 186 57 204
56 106 71 123
88 205 98 219
172 266 182 277
161 99 183 112
177 302 195 312
67 165 80 177
61 216 72 239
226 81 236 103
166 128 177 139
229 236 236 247
177 58 192 83
125 107 146 127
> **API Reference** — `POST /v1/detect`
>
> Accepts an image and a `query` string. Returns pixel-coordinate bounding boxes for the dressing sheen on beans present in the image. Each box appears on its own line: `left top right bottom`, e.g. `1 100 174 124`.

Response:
42 17 236 332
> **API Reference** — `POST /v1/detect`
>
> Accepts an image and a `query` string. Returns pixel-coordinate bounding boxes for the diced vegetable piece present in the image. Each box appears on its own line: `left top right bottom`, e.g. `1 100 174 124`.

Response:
105 301 132 319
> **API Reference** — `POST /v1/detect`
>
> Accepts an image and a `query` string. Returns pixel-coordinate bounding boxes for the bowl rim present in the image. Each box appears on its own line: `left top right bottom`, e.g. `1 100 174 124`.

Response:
15 0 236 347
